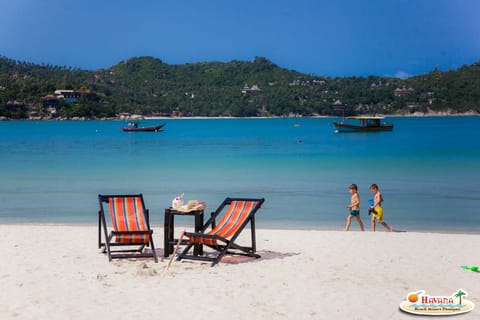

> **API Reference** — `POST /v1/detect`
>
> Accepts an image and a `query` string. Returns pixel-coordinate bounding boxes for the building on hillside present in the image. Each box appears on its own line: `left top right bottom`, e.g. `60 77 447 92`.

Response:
242 84 262 94
41 95 59 108
54 88 99 103
289 79 325 86
370 81 390 89
332 100 344 108
54 90 80 103
394 86 415 97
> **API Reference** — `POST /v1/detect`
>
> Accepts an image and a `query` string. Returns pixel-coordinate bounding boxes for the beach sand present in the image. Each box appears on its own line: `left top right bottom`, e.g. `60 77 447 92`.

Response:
0 225 478 319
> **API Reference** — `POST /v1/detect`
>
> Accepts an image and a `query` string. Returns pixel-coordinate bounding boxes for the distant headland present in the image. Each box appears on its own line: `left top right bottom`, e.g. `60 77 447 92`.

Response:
1 55 479 120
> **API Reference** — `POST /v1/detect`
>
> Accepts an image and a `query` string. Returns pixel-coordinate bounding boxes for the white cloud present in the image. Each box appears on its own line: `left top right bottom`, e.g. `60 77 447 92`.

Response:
393 71 412 79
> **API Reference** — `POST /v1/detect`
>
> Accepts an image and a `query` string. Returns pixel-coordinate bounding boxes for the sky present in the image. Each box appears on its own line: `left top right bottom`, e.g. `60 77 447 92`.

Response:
1 0 479 78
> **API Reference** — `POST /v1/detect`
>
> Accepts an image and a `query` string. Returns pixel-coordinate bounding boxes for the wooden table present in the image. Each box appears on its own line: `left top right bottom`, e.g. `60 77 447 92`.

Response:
164 208 204 257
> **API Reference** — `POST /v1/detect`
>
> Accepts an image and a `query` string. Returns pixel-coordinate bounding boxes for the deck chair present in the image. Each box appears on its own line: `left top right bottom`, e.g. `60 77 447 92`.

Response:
98 194 158 262
177 197 265 266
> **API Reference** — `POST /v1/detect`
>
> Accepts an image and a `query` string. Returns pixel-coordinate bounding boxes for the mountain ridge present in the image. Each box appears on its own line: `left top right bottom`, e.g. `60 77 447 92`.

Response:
1 55 479 119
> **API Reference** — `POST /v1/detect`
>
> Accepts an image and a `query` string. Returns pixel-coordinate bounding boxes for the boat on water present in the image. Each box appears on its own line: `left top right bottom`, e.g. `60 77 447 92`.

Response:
121 122 166 132
333 116 393 132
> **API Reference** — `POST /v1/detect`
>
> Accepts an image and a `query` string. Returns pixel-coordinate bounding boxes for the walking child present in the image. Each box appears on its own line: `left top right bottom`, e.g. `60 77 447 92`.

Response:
369 183 393 232
344 184 365 231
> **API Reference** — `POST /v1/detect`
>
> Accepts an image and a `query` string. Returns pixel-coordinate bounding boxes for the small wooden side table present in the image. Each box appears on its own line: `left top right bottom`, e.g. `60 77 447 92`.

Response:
164 208 204 257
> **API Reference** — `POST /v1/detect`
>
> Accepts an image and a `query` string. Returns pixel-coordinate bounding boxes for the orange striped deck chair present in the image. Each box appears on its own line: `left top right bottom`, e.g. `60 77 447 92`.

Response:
177 197 265 266
98 194 158 262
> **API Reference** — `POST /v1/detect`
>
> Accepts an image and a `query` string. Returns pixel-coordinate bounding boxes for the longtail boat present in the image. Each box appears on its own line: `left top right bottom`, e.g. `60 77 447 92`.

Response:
333 116 393 132
121 122 166 132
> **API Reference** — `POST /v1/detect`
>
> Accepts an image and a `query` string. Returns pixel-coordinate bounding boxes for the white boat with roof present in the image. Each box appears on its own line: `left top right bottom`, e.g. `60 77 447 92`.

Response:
333 116 394 132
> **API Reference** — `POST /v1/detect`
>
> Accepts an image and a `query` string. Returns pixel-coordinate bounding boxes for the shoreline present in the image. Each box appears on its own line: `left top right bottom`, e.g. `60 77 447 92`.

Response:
0 221 478 235
1 112 478 121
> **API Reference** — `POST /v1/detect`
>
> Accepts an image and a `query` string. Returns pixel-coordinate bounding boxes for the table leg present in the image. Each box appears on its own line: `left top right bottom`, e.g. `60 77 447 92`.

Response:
169 213 175 255
194 211 204 256
164 209 174 257
164 209 169 257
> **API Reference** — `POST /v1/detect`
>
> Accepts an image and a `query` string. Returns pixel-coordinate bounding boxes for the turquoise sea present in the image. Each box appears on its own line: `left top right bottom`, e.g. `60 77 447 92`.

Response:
1 117 479 233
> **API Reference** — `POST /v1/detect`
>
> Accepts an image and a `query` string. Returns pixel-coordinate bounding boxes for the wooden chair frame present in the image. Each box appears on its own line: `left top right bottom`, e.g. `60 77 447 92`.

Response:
98 194 158 262
177 197 265 266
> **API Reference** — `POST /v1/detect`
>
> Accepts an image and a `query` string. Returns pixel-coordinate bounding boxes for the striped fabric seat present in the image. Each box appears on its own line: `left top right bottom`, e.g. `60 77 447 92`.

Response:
178 197 265 266
189 200 259 246
108 196 149 244
98 193 157 262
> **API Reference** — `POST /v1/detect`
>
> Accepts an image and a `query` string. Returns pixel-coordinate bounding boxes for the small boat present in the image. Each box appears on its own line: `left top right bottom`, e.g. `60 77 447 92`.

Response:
333 116 393 132
121 122 166 132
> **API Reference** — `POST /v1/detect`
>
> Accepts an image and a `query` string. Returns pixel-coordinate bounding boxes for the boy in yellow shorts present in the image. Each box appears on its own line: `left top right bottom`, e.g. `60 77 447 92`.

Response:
369 184 393 232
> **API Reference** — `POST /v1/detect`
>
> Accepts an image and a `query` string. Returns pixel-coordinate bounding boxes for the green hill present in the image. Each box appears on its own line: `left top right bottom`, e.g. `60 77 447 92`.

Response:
0 55 479 119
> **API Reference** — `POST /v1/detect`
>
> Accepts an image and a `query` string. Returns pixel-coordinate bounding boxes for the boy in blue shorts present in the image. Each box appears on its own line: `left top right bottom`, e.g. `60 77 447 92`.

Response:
344 184 365 231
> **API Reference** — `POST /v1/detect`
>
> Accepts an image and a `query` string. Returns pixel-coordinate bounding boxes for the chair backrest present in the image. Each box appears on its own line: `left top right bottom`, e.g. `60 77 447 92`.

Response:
207 199 261 240
101 194 150 243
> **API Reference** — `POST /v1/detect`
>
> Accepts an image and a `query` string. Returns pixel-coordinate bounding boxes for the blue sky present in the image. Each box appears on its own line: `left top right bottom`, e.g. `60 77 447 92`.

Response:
1 0 479 78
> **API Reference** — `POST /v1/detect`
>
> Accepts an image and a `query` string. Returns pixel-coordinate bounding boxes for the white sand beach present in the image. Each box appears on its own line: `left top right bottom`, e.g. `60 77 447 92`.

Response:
0 225 478 319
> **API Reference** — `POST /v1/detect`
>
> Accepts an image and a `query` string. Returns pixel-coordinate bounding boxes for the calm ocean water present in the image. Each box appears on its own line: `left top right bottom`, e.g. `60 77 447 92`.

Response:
1 117 479 233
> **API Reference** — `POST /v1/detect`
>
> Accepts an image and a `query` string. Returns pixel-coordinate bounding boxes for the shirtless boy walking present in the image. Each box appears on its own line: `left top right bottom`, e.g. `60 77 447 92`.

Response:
344 184 365 231
369 183 394 232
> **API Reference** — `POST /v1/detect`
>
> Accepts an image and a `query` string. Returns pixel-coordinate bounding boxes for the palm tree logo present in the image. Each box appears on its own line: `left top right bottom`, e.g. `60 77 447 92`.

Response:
454 290 466 305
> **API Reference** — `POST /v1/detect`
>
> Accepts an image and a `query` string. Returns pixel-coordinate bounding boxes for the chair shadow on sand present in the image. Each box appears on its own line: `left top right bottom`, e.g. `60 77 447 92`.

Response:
113 247 299 266
218 250 301 264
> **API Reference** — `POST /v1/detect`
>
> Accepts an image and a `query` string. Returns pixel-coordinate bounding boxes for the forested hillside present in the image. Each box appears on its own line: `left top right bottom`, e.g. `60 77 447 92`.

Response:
0 55 479 119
